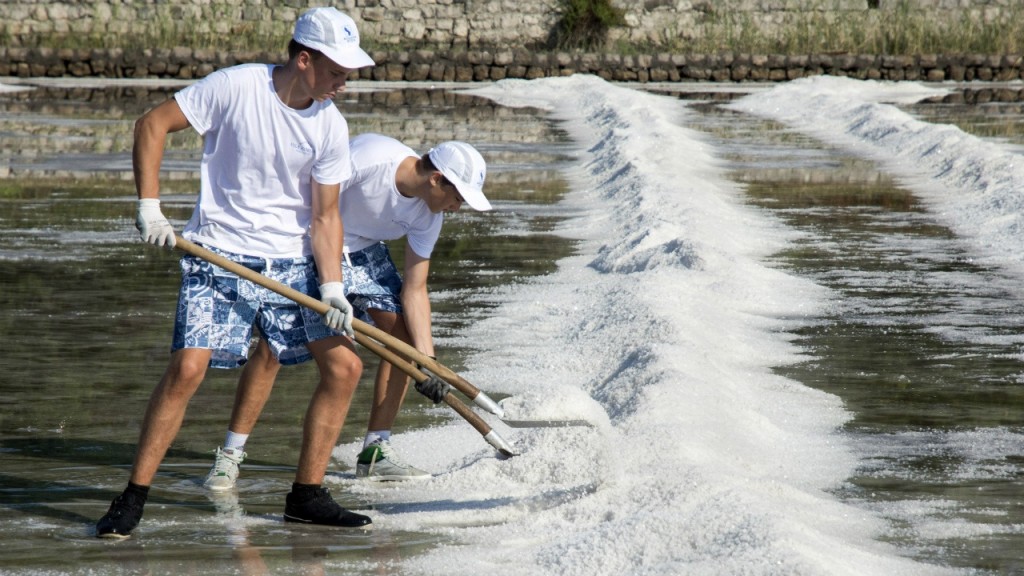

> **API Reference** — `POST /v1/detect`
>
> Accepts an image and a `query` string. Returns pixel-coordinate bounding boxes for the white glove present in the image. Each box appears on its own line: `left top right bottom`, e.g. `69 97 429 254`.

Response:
320 282 354 338
136 198 176 247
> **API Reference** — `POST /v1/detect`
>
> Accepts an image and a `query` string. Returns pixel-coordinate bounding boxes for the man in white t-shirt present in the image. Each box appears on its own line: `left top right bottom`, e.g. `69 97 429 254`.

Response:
202 132 491 488
95 8 376 539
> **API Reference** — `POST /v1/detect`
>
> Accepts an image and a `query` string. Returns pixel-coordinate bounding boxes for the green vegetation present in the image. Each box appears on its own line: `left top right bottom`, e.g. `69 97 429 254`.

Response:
553 0 627 50
19 24 286 54
658 1 1024 55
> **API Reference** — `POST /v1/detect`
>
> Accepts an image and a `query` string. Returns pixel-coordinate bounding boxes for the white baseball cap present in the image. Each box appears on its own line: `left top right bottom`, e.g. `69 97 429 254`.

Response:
293 7 374 69
428 141 491 211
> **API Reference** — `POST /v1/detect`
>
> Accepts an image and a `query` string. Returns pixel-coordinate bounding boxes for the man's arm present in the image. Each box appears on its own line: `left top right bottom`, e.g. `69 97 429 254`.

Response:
310 180 344 284
311 180 353 336
133 99 191 201
132 98 191 247
401 243 435 357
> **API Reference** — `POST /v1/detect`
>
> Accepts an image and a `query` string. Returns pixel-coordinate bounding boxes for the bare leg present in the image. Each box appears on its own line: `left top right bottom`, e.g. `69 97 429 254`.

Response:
228 337 282 435
365 310 412 432
282 334 372 528
294 335 362 484
130 347 212 486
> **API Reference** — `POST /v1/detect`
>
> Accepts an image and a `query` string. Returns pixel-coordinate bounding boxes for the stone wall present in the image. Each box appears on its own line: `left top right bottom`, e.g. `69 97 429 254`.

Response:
1 0 1018 51
2 46 1022 84
3 0 1021 83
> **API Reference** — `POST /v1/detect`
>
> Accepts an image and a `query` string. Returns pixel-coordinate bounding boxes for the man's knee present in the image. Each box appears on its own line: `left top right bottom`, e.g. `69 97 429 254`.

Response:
309 337 363 384
173 350 209 377
159 351 210 400
324 349 362 384
152 354 206 403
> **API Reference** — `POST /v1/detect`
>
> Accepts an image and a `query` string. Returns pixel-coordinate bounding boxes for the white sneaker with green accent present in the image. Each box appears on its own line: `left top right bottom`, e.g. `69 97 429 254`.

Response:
355 440 430 481
204 447 246 491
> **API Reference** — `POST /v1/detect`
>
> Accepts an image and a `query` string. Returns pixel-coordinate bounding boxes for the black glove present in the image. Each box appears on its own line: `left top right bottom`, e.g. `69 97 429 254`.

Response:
415 375 451 404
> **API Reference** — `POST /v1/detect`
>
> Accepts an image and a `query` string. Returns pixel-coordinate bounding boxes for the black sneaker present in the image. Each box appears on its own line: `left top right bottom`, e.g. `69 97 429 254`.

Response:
96 490 146 539
283 486 371 528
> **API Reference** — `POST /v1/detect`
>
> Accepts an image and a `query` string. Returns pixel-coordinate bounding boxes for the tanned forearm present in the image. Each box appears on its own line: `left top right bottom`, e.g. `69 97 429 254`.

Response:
310 181 343 284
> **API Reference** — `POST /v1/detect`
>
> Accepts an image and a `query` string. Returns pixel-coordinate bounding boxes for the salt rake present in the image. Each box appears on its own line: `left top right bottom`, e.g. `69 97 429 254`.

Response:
350 332 516 457
173 236 517 456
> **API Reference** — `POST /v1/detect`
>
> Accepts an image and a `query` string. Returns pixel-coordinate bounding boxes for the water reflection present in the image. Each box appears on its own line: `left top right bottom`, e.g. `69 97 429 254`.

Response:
10 77 1024 573
684 96 1024 573
907 91 1024 150
0 81 575 575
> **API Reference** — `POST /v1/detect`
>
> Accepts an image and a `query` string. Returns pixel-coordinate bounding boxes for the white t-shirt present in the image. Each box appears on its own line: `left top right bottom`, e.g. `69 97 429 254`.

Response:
176 63 351 258
341 133 443 259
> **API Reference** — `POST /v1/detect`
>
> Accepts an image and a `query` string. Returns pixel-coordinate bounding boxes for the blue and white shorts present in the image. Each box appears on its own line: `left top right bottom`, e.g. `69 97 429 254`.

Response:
172 244 336 368
268 241 405 362
344 241 404 322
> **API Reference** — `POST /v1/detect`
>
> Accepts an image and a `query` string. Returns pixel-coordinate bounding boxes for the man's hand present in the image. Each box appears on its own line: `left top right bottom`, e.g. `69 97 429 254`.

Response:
414 375 451 404
135 198 176 247
319 282 354 338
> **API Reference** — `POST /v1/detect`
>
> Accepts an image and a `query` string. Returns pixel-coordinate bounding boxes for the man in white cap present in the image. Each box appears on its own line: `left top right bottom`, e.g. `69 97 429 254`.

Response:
202 132 491 488
95 7 375 538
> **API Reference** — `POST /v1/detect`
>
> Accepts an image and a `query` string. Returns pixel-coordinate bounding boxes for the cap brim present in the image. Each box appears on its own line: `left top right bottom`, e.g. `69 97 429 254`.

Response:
452 181 491 211
322 46 375 69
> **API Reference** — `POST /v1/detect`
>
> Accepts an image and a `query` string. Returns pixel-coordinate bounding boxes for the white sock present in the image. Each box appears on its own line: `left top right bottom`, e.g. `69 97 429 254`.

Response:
224 431 249 451
363 430 391 449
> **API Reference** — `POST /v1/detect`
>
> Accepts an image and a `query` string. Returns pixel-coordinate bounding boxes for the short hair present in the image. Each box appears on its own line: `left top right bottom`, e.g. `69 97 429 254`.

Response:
421 152 437 172
288 39 325 61
421 153 454 188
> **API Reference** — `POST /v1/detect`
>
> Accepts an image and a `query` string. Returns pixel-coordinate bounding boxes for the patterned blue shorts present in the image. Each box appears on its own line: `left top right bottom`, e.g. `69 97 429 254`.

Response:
172 244 336 368
345 241 404 322
270 242 404 362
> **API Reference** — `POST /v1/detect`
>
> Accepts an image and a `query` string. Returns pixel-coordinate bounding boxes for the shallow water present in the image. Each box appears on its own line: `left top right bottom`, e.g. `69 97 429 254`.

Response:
684 90 1024 574
3 79 1024 574
0 81 577 574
